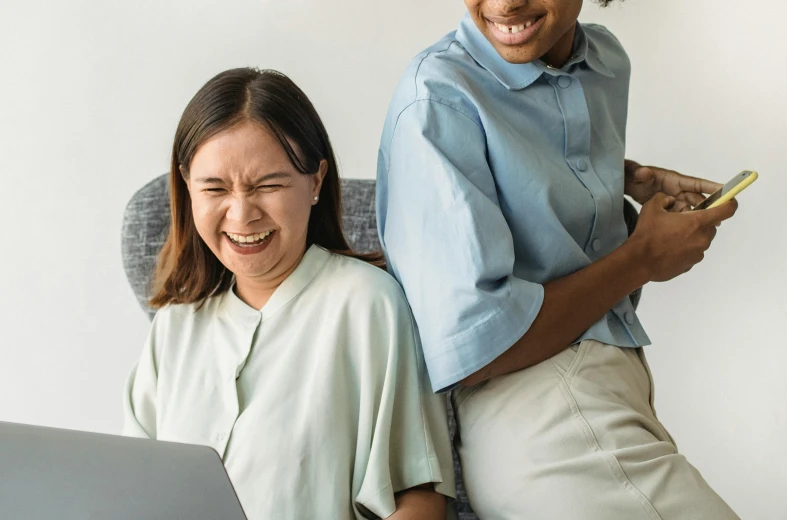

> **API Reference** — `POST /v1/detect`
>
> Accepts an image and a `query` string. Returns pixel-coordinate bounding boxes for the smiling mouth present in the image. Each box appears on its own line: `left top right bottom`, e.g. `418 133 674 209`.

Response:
490 16 542 34
225 230 274 247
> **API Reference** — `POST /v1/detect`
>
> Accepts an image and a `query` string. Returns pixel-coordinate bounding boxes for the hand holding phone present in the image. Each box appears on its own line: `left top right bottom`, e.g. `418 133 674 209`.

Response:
693 170 758 211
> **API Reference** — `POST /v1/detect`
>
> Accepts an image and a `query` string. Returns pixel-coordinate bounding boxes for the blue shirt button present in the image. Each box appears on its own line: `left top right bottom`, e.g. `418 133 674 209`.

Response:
625 311 636 325
592 239 602 252
557 76 572 88
576 158 588 171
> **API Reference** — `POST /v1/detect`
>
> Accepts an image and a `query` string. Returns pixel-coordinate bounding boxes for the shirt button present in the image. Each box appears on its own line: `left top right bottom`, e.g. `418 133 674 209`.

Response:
557 76 572 88
592 239 602 252
576 158 588 172
217 432 228 441
625 312 636 325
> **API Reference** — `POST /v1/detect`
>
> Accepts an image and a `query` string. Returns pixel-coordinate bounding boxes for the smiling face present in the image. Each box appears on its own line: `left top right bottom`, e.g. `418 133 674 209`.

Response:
185 120 326 298
464 0 583 66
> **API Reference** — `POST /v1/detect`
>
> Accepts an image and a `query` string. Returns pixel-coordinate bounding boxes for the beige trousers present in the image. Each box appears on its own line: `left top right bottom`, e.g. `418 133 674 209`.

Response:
452 340 739 520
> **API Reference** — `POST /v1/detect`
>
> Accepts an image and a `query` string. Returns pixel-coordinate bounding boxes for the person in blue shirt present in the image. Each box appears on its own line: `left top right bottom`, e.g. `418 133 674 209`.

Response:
377 0 740 518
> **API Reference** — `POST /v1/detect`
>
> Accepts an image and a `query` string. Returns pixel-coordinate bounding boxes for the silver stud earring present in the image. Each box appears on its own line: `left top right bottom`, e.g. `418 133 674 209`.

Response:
314 196 319 202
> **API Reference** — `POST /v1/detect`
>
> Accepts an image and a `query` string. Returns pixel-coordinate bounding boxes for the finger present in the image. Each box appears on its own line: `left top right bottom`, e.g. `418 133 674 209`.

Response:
686 192 706 208
631 165 656 182
699 198 738 224
651 192 677 210
679 174 722 195
672 200 690 212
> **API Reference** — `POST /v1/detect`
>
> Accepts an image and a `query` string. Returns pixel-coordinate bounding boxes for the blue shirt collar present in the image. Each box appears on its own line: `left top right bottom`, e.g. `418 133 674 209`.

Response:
455 13 615 90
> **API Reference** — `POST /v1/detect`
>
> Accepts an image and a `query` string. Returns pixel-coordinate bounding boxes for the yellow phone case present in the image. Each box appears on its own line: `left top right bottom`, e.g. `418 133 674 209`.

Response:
706 170 758 210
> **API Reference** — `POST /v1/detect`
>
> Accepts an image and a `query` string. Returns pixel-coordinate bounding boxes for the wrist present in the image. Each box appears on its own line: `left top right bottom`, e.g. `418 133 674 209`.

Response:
617 235 652 287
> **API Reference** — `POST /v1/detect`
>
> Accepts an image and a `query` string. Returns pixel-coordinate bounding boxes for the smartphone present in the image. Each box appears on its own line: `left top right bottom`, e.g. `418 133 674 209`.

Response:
693 170 758 211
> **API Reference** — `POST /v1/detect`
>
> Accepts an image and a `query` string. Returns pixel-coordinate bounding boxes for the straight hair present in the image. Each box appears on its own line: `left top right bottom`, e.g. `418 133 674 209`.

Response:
149 68 383 309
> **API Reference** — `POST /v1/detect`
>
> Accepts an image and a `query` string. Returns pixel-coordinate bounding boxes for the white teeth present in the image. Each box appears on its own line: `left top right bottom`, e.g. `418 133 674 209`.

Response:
495 21 534 34
227 231 272 245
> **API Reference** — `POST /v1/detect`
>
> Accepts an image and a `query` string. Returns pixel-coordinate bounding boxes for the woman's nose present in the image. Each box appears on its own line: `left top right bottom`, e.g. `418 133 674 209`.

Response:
226 194 263 224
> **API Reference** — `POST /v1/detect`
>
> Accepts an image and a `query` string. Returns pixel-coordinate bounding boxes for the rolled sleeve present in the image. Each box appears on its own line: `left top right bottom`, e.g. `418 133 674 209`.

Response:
377 99 545 392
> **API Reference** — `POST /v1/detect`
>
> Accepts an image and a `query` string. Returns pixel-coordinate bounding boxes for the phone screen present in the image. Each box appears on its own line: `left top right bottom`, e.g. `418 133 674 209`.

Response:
693 171 753 211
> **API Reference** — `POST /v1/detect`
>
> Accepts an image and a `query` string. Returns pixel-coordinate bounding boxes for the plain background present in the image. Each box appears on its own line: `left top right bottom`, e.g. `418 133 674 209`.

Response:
0 0 784 517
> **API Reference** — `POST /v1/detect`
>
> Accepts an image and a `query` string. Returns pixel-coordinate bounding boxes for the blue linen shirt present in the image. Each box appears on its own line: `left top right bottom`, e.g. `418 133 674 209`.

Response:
376 15 651 392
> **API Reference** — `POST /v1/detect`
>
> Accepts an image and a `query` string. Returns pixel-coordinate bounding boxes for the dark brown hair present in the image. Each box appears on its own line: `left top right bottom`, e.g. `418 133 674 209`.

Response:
149 68 383 309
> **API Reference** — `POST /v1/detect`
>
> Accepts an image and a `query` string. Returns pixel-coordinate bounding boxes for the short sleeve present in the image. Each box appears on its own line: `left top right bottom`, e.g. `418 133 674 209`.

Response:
377 99 545 392
121 313 163 438
354 285 456 518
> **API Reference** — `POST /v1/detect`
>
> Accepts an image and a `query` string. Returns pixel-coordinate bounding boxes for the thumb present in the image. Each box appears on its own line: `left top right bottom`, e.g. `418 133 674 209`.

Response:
700 198 738 225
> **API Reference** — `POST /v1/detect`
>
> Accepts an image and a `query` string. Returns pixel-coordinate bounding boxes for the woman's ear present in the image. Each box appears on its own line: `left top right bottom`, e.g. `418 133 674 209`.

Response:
312 159 328 197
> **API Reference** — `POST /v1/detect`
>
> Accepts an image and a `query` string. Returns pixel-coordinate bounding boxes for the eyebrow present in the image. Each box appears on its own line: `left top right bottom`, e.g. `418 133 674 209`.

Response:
193 172 293 184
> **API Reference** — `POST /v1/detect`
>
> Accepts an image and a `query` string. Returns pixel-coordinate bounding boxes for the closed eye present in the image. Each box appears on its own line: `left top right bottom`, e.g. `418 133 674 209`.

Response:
257 184 284 191
204 188 226 193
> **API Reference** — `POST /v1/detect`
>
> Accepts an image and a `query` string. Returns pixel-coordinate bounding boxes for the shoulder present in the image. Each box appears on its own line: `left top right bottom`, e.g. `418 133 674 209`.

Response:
318 253 423 371
319 252 412 320
582 23 625 49
582 23 631 72
384 32 485 130
323 253 407 303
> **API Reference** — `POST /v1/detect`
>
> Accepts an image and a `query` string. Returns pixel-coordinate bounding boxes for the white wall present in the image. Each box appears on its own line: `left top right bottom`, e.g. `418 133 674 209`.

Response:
0 0 784 518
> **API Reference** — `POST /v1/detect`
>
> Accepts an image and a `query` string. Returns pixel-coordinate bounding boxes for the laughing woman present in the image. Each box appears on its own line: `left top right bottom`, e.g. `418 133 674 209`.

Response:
122 68 455 520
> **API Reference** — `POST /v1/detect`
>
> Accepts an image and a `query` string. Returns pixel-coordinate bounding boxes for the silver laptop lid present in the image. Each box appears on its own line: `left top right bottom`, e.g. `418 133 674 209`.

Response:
0 421 247 520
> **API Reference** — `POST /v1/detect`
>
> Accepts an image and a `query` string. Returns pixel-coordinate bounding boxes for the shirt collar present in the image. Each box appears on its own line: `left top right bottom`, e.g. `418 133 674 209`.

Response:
455 13 614 91
221 244 331 322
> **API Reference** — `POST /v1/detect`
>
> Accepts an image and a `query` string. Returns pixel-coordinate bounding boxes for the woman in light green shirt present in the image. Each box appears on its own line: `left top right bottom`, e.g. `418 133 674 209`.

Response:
123 68 455 520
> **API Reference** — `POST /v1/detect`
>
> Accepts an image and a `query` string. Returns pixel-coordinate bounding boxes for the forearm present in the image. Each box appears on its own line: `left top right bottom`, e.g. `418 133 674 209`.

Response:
462 239 650 386
386 487 446 520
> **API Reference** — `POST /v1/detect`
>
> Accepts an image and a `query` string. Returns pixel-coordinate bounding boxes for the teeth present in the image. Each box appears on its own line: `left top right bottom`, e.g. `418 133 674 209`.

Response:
494 20 534 34
227 231 272 244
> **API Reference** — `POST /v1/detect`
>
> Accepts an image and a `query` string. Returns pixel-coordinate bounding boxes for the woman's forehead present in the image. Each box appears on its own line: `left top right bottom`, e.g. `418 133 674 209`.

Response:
190 122 296 180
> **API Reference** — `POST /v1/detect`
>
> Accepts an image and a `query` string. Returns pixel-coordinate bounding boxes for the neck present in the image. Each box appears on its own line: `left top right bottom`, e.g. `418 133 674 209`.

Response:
541 22 577 68
234 246 307 310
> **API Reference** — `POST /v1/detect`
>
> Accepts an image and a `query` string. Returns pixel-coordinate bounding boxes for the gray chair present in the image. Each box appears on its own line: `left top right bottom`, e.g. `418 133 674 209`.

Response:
122 173 641 520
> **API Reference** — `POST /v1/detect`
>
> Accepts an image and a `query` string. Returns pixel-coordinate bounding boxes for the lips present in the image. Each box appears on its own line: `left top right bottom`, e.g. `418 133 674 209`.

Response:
223 230 276 255
485 14 545 46
491 17 539 34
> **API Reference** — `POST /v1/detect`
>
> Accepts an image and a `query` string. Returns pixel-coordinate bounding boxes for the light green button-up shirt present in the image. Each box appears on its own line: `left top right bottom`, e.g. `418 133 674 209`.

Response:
123 245 455 519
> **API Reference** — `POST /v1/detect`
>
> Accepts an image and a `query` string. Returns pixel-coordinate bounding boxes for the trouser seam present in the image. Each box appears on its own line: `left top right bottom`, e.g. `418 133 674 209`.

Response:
549 358 665 520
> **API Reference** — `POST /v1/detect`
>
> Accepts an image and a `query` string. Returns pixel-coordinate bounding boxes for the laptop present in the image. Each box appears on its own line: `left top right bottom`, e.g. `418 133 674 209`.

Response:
0 421 248 520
